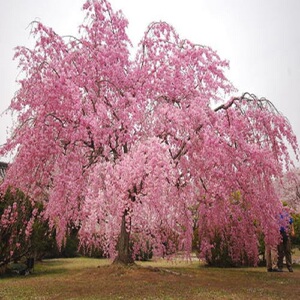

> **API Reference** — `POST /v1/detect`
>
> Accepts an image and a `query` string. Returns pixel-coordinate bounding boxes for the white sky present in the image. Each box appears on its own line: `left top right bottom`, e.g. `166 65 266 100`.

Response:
1 0 299 163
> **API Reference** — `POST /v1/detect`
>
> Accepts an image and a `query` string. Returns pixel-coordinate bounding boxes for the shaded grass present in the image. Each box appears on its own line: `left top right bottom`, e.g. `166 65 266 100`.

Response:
0 257 300 299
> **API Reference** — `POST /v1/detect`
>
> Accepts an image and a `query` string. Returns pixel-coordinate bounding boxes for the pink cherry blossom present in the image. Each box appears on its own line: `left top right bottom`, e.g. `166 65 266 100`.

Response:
1 0 299 265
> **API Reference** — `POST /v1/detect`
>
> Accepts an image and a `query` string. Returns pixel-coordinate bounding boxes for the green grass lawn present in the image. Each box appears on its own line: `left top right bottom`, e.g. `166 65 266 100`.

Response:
0 257 300 300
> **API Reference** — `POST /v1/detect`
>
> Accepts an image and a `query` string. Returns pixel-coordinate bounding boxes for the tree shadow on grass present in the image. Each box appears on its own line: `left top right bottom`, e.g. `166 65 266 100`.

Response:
1 259 69 278
33 259 71 276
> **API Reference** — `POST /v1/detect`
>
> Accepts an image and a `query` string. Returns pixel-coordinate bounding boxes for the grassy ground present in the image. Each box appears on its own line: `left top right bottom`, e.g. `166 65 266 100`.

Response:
0 255 300 300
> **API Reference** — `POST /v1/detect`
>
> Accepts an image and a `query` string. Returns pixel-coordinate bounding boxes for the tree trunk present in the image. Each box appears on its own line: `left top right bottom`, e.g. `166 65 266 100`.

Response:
113 210 134 265
0 263 8 275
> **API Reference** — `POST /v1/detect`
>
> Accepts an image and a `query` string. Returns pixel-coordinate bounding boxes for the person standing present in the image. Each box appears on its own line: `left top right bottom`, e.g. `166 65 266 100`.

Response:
277 212 295 272
265 245 278 272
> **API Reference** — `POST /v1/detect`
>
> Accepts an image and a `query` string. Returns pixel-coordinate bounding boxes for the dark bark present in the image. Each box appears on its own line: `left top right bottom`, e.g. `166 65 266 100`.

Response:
113 210 134 265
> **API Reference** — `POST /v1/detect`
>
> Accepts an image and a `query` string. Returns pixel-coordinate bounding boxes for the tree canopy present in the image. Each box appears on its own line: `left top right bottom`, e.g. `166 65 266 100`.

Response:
0 0 299 265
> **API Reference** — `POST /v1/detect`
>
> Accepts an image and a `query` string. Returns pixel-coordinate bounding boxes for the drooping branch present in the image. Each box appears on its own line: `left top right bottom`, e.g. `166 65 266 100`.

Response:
214 92 280 114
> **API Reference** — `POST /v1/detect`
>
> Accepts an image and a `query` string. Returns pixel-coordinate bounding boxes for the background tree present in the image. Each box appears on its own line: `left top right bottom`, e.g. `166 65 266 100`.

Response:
291 213 300 247
276 168 300 248
0 0 298 265
277 168 300 211
0 188 43 273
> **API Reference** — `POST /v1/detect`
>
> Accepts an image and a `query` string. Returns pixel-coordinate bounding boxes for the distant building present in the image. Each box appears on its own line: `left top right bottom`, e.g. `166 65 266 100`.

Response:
0 162 8 181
